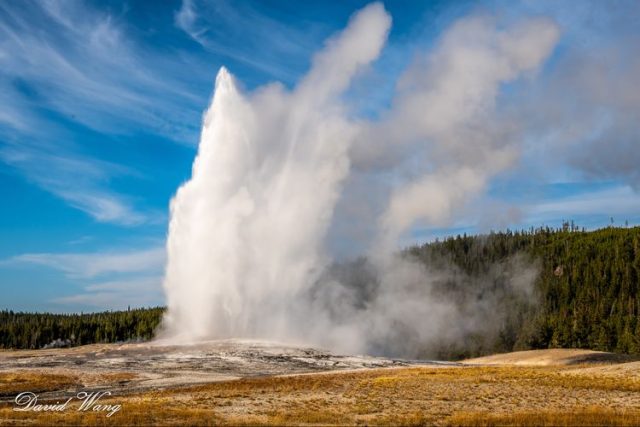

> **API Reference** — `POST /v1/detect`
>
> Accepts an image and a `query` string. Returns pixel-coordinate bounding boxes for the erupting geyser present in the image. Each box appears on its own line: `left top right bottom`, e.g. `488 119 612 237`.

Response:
162 3 391 343
161 3 559 356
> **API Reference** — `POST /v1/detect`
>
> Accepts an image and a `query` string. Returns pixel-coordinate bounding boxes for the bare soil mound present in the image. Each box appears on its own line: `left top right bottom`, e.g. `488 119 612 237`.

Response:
462 348 637 366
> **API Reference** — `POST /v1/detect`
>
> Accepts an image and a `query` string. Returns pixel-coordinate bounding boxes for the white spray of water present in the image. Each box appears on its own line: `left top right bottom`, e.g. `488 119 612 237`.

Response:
161 3 559 355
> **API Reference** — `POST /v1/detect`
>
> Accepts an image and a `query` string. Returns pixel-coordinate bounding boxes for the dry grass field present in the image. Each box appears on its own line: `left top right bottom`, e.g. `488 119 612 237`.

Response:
1 348 639 426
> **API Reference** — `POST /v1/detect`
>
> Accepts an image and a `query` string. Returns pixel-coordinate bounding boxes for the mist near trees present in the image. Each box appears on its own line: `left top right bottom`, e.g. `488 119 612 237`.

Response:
4 226 640 359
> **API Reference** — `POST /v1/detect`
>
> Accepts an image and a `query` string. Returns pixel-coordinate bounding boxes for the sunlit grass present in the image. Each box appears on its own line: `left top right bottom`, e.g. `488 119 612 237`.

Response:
0 371 80 395
447 407 640 426
1 365 639 425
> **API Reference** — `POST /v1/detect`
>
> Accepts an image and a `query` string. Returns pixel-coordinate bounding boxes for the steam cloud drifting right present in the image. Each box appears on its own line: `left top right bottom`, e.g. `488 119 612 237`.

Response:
160 3 560 357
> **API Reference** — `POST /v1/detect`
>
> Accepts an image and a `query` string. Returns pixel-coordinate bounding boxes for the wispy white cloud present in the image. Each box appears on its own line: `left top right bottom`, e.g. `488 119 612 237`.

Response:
53 276 164 310
0 1 201 139
0 145 158 226
174 0 323 82
2 245 166 310
57 192 148 226
175 0 204 45
67 235 93 246
3 246 165 279
85 276 162 293
528 185 640 222
0 1 204 225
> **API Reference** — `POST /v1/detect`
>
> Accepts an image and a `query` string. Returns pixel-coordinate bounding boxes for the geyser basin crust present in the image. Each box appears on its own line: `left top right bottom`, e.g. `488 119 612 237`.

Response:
0 340 413 396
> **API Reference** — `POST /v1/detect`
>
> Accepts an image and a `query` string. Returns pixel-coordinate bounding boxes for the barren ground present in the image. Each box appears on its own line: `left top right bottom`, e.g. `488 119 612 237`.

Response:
0 339 412 397
1 342 639 426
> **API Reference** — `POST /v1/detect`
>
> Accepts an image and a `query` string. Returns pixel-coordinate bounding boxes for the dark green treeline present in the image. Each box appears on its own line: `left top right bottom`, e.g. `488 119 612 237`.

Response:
0 307 163 349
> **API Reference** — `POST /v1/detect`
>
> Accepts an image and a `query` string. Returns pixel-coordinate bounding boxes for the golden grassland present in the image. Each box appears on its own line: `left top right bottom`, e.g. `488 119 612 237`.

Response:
0 371 80 396
1 364 640 426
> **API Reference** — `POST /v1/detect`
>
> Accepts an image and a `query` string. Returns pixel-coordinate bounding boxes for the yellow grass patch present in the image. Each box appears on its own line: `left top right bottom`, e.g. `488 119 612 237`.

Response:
0 371 80 395
447 407 640 426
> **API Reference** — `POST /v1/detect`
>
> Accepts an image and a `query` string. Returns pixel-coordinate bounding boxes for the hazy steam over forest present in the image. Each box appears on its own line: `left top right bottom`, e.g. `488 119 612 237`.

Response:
5 226 640 360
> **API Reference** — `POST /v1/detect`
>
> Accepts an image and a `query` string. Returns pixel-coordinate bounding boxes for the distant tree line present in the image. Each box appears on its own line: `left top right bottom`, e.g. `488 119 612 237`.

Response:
0 307 164 349
1 225 639 359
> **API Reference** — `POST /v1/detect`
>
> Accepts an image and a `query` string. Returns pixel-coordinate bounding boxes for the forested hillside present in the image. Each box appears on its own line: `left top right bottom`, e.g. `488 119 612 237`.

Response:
2 226 639 358
407 225 640 358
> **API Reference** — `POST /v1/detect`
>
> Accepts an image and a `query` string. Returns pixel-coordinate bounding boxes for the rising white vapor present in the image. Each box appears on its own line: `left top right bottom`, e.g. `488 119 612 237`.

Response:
356 15 560 247
161 3 559 355
162 3 391 342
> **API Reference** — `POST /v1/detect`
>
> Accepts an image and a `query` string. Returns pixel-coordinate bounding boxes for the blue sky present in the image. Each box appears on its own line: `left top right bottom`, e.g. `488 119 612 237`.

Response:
1 0 639 312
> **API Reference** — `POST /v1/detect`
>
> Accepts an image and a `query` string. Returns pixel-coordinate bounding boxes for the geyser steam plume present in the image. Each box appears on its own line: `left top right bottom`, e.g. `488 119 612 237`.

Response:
161 3 559 355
